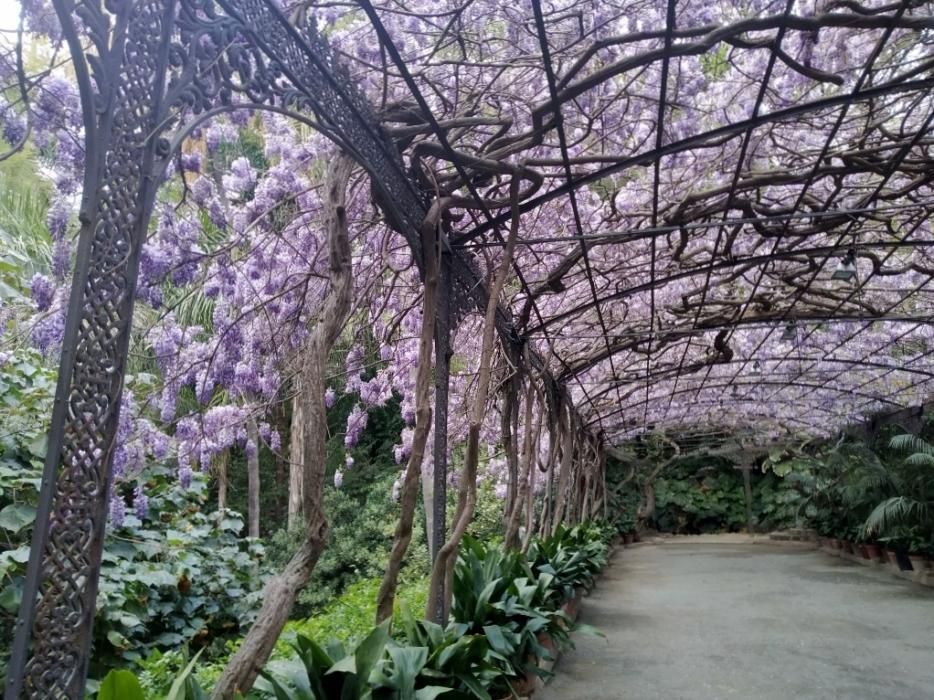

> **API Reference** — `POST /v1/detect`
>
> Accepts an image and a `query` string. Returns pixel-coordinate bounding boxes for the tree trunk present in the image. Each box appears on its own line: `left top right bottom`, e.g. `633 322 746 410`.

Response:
501 377 519 526
375 202 442 623
505 372 537 549
247 419 261 539
551 401 574 534
426 176 522 623
274 400 289 523
216 450 228 513
636 438 682 525
212 154 354 700
538 407 559 538
288 385 304 531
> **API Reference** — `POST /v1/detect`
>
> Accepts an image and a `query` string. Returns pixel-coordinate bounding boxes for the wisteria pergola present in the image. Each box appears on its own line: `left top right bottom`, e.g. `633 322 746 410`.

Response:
7 0 934 697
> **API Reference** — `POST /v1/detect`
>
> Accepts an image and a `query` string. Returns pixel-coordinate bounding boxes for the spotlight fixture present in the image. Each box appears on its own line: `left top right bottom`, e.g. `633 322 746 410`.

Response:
781 321 797 341
831 248 858 282
752 360 762 375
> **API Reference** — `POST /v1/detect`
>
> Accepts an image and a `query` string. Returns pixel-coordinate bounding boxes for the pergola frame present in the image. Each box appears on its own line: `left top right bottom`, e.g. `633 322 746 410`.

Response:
5 0 934 697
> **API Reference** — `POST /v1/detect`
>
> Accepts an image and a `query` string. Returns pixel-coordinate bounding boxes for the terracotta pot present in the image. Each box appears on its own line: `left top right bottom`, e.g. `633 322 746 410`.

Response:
537 631 558 664
830 538 842 549
508 669 537 697
907 554 926 572
561 591 581 623
843 540 857 555
623 533 635 546
885 549 901 569
857 544 871 560
862 542 883 561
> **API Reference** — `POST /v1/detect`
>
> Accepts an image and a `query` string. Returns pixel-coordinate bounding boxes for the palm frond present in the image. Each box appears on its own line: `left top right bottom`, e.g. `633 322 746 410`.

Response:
889 433 934 456
0 158 53 298
170 290 216 330
904 452 934 467
863 496 931 537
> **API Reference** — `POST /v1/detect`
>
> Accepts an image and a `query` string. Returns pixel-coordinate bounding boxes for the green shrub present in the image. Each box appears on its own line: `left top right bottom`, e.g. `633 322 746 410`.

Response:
280 576 429 652
94 467 268 671
0 350 268 678
266 472 430 617
450 536 569 690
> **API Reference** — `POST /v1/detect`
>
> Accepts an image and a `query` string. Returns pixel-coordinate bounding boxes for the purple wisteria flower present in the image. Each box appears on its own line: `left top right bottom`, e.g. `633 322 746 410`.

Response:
178 464 192 489
205 121 238 152
181 151 202 173
109 494 126 528
30 273 54 311
51 238 71 279
133 484 149 520
0 101 25 145
344 404 368 448
31 308 65 355
222 156 256 195
191 176 213 206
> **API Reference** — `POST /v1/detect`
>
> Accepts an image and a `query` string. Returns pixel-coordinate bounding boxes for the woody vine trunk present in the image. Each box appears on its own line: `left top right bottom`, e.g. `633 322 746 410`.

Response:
211 155 354 700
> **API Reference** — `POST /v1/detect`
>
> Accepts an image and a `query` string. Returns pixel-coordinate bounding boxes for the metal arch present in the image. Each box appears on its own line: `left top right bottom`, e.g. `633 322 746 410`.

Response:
6 0 180 696
521 237 934 338
7 0 933 696
7 0 421 696
580 355 934 405
452 77 934 246
6 0 571 695
554 313 934 381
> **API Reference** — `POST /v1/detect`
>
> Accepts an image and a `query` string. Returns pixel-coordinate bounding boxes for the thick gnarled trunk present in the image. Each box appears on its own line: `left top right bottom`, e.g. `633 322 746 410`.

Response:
376 204 442 623
426 176 522 622
212 155 354 700
505 368 540 550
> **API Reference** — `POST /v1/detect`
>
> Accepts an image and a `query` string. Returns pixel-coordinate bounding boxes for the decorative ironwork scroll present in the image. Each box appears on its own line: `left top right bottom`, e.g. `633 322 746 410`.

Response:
6 0 180 696
5 0 488 697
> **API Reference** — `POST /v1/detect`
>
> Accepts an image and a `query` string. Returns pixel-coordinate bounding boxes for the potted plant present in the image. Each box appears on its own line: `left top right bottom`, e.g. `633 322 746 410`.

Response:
862 539 884 562
906 530 929 573
879 533 914 571
852 530 872 560
617 514 636 546
860 432 934 572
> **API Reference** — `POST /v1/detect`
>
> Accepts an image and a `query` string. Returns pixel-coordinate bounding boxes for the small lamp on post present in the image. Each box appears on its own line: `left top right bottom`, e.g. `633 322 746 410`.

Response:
781 320 797 341
832 248 858 282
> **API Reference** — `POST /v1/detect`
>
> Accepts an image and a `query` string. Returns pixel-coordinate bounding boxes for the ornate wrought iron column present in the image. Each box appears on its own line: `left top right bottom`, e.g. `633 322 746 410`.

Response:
5 1 531 695
6 0 180 696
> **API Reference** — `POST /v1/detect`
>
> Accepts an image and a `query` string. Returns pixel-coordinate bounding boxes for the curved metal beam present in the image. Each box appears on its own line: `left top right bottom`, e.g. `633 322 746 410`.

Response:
524 239 934 336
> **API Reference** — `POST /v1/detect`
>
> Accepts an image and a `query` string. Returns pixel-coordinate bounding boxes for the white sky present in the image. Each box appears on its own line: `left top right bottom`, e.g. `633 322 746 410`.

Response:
0 1 21 33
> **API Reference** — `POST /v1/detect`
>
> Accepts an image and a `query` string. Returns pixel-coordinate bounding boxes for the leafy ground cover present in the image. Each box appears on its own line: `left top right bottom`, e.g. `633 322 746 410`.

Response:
104 522 615 699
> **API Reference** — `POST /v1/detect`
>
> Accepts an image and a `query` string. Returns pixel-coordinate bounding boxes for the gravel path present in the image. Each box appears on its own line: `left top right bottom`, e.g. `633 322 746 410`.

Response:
536 539 934 700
